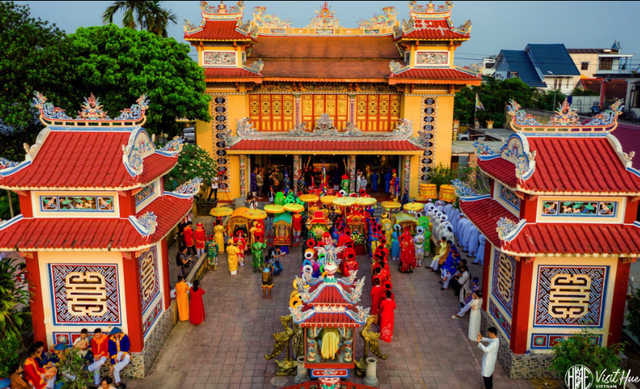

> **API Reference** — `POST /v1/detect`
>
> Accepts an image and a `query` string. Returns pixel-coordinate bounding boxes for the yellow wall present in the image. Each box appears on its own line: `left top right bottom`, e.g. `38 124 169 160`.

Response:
434 95 454 168
196 119 213 156
401 93 422 138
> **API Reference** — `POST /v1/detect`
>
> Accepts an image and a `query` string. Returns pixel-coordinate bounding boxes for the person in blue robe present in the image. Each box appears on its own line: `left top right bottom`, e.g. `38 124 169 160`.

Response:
370 170 379 192
473 234 486 265
384 169 392 194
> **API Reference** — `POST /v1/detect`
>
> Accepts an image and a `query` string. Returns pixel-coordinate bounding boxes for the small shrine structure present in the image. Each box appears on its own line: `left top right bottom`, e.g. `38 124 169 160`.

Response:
0 93 200 377
458 98 639 379
290 245 369 388
184 1 481 200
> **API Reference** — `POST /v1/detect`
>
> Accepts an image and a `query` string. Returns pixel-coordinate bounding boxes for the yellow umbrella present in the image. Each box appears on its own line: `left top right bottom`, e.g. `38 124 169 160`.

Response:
321 195 337 205
264 204 285 214
381 201 401 210
210 207 233 217
357 197 377 206
403 202 423 212
299 194 319 203
244 209 267 220
284 203 305 213
333 197 357 206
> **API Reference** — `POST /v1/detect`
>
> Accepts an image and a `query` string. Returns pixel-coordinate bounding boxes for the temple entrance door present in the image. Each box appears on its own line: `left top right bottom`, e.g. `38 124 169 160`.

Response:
252 155 293 194
355 155 399 197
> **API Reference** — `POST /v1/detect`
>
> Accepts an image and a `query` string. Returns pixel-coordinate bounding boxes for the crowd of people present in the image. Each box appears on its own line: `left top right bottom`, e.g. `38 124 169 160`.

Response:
1 328 131 389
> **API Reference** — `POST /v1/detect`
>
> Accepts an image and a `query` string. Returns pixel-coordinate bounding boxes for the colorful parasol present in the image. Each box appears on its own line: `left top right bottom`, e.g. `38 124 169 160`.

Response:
284 203 305 213
320 195 337 205
244 209 267 220
403 202 423 212
299 194 319 203
357 197 377 206
333 197 357 207
210 207 233 217
264 204 285 214
381 201 401 210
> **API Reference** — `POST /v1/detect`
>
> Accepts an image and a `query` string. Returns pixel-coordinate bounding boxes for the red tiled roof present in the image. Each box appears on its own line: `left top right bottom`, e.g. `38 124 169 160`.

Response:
0 130 177 190
522 137 640 194
252 36 402 59
477 157 518 188
298 311 360 327
0 194 191 251
390 68 480 81
184 20 254 41
228 139 423 152
459 198 519 247
504 223 640 256
395 20 469 41
204 68 262 79
308 284 353 305
259 59 392 80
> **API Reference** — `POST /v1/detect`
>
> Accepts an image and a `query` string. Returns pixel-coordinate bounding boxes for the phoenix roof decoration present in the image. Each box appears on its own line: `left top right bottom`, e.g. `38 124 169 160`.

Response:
357 7 399 29
306 2 343 29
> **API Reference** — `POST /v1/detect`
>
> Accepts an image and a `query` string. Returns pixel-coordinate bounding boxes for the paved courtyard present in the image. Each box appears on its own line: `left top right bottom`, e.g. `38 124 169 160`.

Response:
128 228 534 389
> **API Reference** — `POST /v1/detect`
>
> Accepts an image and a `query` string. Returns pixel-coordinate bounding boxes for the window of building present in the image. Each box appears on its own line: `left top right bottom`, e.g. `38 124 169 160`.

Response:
581 62 589 70
511 71 519 79
249 94 295 131
599 58 613 70
302 94 349 130
355 94 401 131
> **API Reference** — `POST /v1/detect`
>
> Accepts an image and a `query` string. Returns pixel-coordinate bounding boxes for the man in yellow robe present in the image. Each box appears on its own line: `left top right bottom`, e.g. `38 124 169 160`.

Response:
175 276 189 321
214 220 226 252
226 239 240 275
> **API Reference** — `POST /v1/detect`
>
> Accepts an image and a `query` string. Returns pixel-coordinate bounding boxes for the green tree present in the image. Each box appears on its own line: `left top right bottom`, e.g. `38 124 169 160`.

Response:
535 89 567 111
65 24 210 137
164 144 217 198
572 87 599 96
57 348 93 389
0 257 31 340
102 0 177 37
0 2 75 161
0 337 20 378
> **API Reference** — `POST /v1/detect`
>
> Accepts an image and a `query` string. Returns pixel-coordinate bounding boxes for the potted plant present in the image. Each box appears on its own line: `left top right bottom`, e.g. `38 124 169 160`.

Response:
164 144 218 216
550 328 625 387
56 347 93 389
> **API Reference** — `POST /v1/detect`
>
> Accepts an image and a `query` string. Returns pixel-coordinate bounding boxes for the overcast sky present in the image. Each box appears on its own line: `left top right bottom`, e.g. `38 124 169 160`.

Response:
15 1 640 68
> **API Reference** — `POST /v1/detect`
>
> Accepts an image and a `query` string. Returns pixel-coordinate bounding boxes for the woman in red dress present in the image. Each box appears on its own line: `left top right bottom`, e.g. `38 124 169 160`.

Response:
189 280 206 325
399 229 415 273
370 276 384 320
379 290 396 342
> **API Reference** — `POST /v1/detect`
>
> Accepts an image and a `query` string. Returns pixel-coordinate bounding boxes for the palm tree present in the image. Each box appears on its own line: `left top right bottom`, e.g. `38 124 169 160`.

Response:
102 1 177 37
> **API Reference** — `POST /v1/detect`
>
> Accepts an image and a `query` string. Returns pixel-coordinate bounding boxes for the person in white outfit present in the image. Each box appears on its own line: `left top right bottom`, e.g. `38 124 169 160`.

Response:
452 290 482 318
478 327 500 389
467 292 483 341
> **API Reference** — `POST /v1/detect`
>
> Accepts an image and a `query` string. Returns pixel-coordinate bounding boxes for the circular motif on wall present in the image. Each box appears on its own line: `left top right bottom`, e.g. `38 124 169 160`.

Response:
216 124 226 131
423 124 434 132
216 149 227 157
217 158 228 166
426 98 435 105
215 96 226 104
215 106 226 113
216 141 226 148
215 115 226 122
424 106 435 115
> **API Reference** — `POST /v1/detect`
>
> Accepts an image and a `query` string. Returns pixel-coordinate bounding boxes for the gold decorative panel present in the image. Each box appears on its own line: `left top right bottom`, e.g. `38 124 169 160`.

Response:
355 94 401 132
301 94 349 130
249 94 295 132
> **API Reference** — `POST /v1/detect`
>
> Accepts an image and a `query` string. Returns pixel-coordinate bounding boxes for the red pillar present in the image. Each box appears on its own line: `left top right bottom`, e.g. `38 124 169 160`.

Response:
161 239 171 310
18 191 33 218
122 254 144 353
510 258 534 353
481 243 493 311
624 200 639 224
608 259 631 345
25 252 47 348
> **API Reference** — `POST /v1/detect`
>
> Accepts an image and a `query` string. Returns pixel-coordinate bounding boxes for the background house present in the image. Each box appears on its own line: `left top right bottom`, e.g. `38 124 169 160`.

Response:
494 43 581 95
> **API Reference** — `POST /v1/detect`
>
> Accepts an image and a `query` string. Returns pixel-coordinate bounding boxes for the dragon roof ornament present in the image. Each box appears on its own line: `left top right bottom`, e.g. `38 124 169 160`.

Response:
472 139 498 157
251 6 293 29
409 1 454 18
358 7 399 29
200 0 244 20
227 117 417 146
33 92 150 127
129 211 158 238
496 217 526 243
171 177 204 199
451 179 488 200
507 98 623 133
306 2 343 29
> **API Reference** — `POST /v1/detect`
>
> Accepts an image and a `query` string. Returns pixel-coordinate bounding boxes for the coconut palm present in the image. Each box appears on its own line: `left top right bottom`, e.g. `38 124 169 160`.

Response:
102 0 177 37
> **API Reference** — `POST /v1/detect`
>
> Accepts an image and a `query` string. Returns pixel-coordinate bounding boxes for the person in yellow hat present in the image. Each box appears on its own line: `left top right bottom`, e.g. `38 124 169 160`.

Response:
226 239 240 275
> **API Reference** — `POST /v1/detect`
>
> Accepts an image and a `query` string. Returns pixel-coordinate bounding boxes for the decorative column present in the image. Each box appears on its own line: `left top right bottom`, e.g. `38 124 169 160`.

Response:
294 95 302 127
348 155 356 194
239 155 247 197
609 258 632 345
509 258 534 354
161 239 171 310
306 327 320 362
403 155 411 197
337 327 353 362
122 254 145 353
25 252 47 347
348 95 356 124
293 155 301 192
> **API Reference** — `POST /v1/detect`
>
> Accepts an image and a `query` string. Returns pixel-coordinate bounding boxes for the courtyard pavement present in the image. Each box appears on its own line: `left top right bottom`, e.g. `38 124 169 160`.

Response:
127 226 535 389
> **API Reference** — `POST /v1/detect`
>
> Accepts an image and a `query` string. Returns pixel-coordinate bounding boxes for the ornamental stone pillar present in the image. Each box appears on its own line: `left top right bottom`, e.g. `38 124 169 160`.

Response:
403 155 411 197
349 155 356 193
294 95 302 127
239 155 247 197
348 95 356 124
293 155 301 192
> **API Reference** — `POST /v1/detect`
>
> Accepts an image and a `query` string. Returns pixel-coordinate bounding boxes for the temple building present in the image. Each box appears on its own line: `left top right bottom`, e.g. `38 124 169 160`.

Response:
456 99 639 378
184 1 480 199
0 94 200 377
